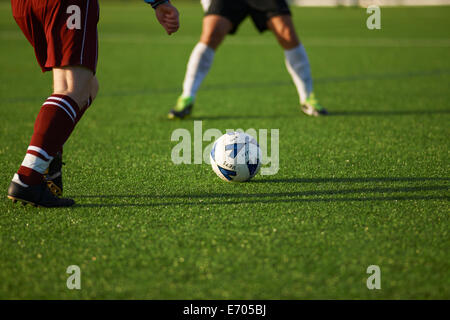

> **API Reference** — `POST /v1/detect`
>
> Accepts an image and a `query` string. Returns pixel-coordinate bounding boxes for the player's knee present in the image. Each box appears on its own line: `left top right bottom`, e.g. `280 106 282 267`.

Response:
201 16 231 49
53 66 95 108
69 83 92 108
200 28 227 49
53 87 89 109
277 28 299 49
269 16 300 49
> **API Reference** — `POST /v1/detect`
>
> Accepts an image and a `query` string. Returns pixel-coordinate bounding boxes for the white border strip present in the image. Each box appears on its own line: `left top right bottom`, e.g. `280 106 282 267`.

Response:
80 0 90 64
43 102 75 122
47 97 77 119
27 146 52 160
21 153 50 174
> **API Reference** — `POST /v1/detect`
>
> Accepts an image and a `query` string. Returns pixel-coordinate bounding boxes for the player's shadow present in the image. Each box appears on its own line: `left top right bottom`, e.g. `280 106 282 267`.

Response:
183 68 450 119
250 176 450 184
73 176 449 208
188 114 293 120
327 109 450 117
183 109 450 120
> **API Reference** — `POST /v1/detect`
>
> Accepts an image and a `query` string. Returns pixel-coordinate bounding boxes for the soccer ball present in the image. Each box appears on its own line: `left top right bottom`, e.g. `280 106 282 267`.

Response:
210 131 261 182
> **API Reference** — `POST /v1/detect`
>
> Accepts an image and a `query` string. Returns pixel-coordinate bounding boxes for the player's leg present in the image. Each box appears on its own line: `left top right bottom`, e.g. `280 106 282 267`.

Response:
43 67 99 196
41 0 99 200
8 0 99 207
183 14 231 97
169 14 232 119
8 66 97 207
268 14 327 116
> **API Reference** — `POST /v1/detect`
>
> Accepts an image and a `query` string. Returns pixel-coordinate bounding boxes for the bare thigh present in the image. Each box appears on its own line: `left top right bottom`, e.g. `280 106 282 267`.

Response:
200 15 233 50
267 15 300 50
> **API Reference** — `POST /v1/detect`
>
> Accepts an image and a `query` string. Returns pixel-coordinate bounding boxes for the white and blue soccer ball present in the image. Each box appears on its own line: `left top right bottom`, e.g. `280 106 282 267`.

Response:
210 131 261 182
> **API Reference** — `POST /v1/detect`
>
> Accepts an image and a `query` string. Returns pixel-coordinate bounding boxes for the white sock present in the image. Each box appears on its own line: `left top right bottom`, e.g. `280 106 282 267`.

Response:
284 44 313 104
182 42 215 99
12 173 29 187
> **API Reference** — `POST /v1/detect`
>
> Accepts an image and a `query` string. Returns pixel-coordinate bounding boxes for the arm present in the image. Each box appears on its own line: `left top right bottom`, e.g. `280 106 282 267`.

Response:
144 0 180 35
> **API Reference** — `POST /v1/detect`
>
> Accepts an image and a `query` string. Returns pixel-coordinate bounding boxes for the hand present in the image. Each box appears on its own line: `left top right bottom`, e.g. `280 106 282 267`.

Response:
155 2 179 35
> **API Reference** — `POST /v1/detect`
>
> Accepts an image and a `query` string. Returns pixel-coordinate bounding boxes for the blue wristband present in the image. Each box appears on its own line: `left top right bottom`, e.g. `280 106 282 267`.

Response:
144 0 169 9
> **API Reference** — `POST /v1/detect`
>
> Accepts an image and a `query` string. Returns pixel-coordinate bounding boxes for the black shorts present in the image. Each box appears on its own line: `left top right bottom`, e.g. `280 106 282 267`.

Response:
204 0 291 34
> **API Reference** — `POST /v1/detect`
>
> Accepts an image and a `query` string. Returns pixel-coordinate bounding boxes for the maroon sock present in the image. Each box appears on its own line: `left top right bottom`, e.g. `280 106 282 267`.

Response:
17 94 80 185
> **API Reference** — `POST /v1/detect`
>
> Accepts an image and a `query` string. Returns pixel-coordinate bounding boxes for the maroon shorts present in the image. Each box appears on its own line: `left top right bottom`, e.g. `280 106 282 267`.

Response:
11 0 99 73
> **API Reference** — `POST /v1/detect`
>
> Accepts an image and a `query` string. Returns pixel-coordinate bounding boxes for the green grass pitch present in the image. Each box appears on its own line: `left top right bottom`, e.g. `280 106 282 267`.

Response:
0 1 449 299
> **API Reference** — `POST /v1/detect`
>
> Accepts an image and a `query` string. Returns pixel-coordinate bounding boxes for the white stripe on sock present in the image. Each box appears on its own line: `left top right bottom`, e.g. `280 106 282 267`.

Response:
43 102 75 122
12 173 29 187
21 153 51 174
81 0 90 64
27 146 52 161
47 97 77 119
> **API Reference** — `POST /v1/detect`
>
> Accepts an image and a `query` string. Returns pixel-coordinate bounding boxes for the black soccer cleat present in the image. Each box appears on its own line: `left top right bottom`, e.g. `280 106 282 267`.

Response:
168 96 194 120
44 151 64 196
7 180 75 208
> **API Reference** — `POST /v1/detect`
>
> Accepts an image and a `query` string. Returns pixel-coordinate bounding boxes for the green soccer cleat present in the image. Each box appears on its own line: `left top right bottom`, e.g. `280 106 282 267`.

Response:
168 96 194 120
301 93 328 116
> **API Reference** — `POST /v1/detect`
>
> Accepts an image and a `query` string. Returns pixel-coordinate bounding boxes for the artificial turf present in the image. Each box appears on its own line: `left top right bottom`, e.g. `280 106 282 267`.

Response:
0 1 448 299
